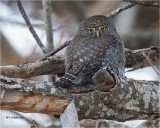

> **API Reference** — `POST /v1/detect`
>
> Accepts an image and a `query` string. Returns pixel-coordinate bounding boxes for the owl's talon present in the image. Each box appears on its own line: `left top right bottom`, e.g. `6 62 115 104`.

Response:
101 66 121 85
92 69 116 92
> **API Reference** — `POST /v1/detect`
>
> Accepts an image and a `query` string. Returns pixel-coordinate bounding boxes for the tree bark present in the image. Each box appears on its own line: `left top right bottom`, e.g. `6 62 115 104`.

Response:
0 56 65 78
1 76 159 121
123 0 159 8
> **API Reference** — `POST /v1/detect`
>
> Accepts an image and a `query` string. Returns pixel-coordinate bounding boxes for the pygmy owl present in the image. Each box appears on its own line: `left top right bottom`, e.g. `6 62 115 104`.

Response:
55 15 125 88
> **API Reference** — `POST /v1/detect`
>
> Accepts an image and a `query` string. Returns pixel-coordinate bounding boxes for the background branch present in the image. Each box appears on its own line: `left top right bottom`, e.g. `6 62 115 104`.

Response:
44 41 70 58
106 3 136 18
0 47 159 78
123 0 159 8
42 0 56 82
16 0 47 55
0 56 65 78
42 0 54 52
142 51 160 75
125 46 159 70
0 76 159 121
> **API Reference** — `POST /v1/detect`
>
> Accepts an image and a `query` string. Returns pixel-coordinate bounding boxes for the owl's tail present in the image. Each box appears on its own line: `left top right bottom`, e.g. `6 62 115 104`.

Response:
55 73 76 88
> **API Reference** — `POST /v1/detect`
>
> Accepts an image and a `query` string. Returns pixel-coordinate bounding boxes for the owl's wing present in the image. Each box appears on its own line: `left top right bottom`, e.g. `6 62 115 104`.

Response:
101 36 125 75
66 35 111 75
65 42 74 70
66 36 89 74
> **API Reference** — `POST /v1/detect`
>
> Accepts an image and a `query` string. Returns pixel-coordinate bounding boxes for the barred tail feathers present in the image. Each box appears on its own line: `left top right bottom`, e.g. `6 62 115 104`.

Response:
55 73 76 87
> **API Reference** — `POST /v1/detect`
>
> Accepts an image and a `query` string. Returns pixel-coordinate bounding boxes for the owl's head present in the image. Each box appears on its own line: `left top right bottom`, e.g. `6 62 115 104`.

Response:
78 15 116 38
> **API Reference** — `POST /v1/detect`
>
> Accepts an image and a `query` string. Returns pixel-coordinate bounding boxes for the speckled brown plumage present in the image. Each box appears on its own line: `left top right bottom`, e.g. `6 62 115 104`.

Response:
55 15 125 88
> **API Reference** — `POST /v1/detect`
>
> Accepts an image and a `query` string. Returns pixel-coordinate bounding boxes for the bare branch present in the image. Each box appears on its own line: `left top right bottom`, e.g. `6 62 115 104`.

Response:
44 41 70 58
0 56 65 78
142 51 160 75
16 0 47 55
123 0 159 8
125 46 160 70
42 0 54 52
0 89 70 115
107 3 137 18
0 76 159 121
0 47 159 78
42 0 56 82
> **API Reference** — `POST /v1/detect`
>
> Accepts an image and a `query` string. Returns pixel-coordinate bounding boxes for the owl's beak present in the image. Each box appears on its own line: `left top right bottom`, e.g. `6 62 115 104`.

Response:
95 31 100 38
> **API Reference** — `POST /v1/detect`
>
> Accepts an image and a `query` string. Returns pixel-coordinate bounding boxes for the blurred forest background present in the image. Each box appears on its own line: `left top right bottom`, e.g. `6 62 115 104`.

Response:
1 0 159 81
0 0 159 127
1 0 159 76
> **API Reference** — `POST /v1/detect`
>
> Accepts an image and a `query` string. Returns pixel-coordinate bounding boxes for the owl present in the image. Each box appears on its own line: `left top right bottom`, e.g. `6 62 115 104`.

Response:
55 15 125 88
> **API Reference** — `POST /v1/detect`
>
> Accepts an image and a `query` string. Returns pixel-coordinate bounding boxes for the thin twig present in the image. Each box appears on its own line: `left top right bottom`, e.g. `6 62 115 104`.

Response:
123 0 159 8
42 0 56 82
42 0 54 52
142 51 160 76
16 0 47 55
133 2 159 8
47 41 70 57
36 41 70 62
107 3 136 18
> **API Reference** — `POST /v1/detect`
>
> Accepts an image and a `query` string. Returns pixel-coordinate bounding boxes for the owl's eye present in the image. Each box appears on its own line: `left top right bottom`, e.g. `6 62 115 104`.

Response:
100 26 106 32
88 28 94 34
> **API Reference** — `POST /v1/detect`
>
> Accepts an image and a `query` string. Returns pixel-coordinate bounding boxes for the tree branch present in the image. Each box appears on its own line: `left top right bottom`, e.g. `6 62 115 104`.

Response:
123 0 159 8
106 3 137 18
16 0 47 55
0 47 159 78
42 0 56 82
44 41 70 59
125 46 159 69
0 76 159 121
42 0 54 52
0 56 65 78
